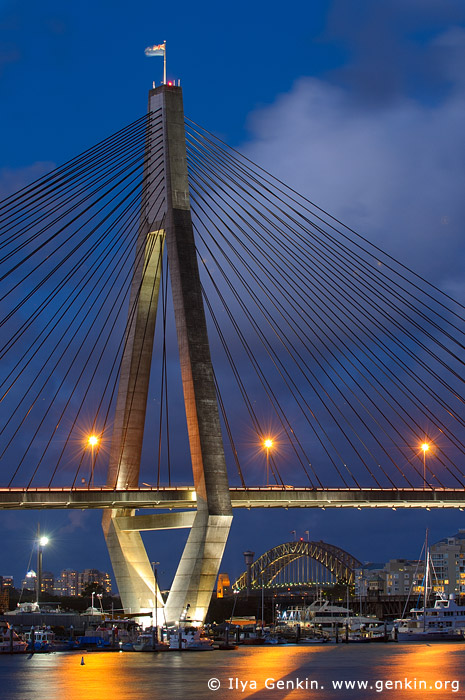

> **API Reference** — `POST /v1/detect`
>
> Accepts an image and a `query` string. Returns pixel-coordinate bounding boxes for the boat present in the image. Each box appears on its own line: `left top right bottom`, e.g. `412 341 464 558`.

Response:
133 633 155 651
169 627 215 651
24 627 75 652
278 599 384 637
263 634 289 645
395 530 465 642
242 636 266 645
0 621 28 653
396 595 465 642
8 602 41 615
133 632 169 651
78 618 139 650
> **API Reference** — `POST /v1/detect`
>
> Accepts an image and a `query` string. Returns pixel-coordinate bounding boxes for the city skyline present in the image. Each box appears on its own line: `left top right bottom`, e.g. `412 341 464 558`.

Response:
19 567 112 596
2 525 465 597
1 0 465 595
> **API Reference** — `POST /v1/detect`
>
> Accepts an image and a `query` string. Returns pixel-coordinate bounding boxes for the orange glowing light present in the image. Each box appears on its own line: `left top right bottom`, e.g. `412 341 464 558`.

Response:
264 439 273 449
88 435 99 447
421 442 430 453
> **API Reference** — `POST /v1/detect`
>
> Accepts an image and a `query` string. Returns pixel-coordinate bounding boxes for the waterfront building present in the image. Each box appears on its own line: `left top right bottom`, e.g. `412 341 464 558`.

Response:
21 570 37 591
41 571 55 594
384 559 424 596
54 569 80 596
52 568 113 596
354 563 385 597
354 559 425 598
79 568 112 594
430 529 465 597
0 575 14 589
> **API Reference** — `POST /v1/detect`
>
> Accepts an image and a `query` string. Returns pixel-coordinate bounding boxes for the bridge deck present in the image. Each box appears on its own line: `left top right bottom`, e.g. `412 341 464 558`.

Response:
0 487 464 509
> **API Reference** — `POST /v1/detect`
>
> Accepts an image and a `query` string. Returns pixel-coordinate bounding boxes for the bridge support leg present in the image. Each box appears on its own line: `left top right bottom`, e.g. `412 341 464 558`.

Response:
102 509 164 623
164 512 233 625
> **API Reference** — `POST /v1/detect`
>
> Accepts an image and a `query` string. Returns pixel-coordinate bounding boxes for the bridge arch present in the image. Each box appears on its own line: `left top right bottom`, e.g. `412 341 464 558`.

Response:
233 540 362 590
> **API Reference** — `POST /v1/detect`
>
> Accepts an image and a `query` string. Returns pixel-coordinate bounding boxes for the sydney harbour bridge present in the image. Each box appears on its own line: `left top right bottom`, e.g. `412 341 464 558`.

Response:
1 82 465 626
233 540 362 592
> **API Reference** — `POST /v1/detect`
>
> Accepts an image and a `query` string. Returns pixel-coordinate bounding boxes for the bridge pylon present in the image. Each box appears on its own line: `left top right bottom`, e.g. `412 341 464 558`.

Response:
102 85 232 626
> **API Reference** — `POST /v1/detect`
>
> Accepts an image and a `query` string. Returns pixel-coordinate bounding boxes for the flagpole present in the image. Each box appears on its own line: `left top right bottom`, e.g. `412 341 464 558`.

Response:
163 40 166 84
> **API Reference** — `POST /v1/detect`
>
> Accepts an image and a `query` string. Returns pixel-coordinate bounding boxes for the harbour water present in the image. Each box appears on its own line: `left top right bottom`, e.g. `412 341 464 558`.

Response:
1 644 465 699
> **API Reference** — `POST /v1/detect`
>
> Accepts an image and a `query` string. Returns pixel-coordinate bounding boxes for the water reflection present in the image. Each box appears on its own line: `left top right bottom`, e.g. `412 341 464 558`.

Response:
378 644 463 698
227 646 337 699
2 643 465 700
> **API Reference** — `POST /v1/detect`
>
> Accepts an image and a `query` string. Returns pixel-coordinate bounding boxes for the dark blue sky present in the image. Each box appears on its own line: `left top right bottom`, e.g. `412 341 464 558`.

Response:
1 0 465 590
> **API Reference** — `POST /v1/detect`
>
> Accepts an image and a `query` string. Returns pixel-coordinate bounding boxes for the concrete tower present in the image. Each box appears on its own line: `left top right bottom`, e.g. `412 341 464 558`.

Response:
102 85 232 626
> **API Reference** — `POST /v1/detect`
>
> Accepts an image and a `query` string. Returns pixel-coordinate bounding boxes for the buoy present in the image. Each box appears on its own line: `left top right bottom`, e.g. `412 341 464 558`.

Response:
81 656 85 665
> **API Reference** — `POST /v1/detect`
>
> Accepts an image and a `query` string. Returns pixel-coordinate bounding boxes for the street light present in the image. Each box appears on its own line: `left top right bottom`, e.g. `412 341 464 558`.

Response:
421 442 430 489
152 561 160 645
36 528 48 606
263 438 273 487
87 434 99 487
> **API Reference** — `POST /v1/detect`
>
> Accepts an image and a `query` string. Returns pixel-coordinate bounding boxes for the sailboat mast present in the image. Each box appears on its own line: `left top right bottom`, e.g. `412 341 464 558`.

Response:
424 529 429 632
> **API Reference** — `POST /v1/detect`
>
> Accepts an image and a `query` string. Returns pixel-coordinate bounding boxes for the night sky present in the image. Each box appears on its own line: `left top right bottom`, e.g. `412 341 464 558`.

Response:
1 0 465 591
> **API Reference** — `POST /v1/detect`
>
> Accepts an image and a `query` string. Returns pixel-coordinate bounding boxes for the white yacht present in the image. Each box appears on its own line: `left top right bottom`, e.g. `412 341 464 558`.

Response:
395 532 465 642
278 599 383 634
396 595 465 642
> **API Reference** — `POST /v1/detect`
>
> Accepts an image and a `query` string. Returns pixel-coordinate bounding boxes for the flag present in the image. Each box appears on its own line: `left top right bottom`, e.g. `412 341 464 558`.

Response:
145 44 165 57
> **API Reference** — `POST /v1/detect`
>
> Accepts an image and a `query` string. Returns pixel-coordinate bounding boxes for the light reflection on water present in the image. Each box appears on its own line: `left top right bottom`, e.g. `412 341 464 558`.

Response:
0 644 465 700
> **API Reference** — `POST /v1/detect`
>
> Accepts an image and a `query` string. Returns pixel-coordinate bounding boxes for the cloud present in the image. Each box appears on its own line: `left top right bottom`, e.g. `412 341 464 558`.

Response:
243 40 465 298
325 0 465 106
59 510 88 535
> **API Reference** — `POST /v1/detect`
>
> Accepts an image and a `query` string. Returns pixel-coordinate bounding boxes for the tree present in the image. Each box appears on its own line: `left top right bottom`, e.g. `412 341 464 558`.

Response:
80 582 105 597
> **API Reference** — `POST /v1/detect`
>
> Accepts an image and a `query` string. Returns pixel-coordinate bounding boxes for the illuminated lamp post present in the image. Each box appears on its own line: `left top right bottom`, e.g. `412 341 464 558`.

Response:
264 438 273 487
36 528 49 606
421 442 430 490
152 561 160 645
87 434 99 487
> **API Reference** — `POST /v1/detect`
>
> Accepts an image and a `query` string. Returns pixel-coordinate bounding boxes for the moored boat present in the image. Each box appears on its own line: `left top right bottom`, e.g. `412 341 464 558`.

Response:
278 599 385 638
0 621 28 653
133 633 155 651
24 627 75 652
396 595 465 642
133 631 169 651
395 531 465 642
169 627 214 651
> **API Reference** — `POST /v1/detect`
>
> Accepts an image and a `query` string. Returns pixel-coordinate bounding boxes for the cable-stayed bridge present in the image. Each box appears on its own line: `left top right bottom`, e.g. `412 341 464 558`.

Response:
1 85 465 624
0 487 465 509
